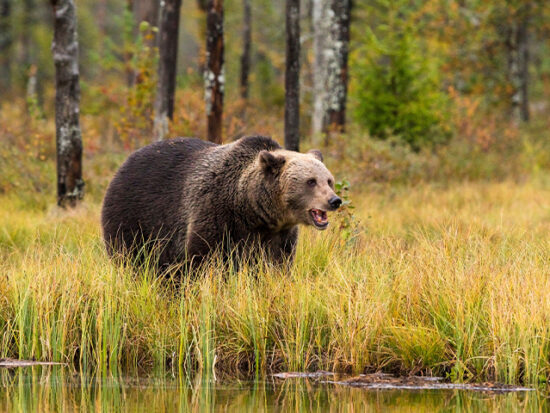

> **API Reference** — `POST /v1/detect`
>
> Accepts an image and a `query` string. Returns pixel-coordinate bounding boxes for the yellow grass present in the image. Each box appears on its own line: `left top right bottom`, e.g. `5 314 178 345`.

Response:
1 178 549 384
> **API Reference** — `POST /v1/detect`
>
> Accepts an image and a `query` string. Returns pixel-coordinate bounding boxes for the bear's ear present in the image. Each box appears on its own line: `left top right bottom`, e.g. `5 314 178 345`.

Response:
307 149 323 162
259 151 286 175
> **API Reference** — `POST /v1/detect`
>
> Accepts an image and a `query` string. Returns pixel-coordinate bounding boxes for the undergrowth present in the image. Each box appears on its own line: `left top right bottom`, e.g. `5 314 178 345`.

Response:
1 179 549 385
1 95 550 384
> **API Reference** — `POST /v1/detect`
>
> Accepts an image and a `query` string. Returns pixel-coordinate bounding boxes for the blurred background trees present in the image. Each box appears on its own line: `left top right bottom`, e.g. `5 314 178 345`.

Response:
0 0 549 199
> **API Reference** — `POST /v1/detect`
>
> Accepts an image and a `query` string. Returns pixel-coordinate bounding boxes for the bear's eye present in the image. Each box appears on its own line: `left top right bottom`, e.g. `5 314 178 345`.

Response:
328 179 333 187
307 178 317 187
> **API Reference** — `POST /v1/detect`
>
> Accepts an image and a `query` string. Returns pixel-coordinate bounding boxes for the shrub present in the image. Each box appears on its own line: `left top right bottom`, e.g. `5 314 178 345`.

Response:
351 2 450 150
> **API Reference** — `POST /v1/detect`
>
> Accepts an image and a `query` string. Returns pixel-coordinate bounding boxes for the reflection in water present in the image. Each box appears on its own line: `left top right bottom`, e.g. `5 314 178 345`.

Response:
0 366 545 412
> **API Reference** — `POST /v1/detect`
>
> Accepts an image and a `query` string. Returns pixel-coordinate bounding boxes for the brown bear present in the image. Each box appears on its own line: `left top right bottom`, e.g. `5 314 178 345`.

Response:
101 136 341 270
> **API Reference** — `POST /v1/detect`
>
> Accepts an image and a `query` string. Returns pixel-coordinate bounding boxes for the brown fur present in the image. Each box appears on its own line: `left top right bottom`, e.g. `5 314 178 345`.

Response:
101 136 339 271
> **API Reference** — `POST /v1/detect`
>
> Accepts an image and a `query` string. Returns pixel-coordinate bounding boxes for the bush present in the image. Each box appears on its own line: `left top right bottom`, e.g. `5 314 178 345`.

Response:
351 2 450 150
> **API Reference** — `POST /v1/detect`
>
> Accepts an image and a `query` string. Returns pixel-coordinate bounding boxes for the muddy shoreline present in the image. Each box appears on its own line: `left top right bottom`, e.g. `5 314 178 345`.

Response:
0 358 65 369
273 371 534 393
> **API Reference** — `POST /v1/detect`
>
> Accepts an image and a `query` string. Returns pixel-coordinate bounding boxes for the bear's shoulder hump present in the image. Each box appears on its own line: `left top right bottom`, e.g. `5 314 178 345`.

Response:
235 135 282 153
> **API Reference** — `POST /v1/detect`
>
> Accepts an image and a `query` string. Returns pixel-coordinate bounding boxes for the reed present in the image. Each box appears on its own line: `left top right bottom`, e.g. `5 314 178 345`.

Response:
1 179 549 384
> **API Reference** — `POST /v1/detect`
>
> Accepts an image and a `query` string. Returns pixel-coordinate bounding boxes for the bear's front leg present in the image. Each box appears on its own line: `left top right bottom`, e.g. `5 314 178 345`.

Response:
185 220 216 264
185 217 234 265
265 227 298 267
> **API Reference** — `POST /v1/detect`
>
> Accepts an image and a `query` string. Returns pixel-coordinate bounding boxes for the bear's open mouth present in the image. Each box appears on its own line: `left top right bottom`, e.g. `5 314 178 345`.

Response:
309 209 328 229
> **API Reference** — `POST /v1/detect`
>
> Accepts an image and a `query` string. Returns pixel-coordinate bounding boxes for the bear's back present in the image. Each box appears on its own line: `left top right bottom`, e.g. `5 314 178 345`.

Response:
101 138 216 261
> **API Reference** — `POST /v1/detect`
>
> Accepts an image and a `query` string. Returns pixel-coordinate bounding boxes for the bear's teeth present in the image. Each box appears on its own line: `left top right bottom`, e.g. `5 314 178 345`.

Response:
310 209 328 225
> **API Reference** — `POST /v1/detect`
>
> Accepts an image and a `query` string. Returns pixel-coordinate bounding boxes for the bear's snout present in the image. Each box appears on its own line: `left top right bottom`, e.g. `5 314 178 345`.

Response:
328 196 342 210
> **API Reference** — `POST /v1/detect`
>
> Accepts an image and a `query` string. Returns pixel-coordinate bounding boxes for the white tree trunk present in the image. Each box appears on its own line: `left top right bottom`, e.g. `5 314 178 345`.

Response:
51 0 84 207
311 0 328 136
322 0 351 136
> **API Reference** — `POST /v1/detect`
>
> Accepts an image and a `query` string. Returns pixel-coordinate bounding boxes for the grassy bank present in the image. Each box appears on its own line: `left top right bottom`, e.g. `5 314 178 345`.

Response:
1 177 549 384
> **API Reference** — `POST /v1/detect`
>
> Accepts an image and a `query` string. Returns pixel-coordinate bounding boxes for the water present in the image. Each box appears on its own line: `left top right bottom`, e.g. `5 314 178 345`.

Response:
0 366 545 412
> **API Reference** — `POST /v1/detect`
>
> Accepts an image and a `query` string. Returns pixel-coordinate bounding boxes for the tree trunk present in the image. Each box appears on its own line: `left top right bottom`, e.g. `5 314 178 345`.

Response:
517 3 530 122
239 0 251 100
311 0 328 136
0 0 11 93
51 0 84 207
284 0 300 152
505 3 530 123
153 0 182 141
322 0 351 137
205 0 224 143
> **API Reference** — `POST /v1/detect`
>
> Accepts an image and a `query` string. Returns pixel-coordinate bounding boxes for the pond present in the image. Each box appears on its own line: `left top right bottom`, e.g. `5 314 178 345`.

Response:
0 366 545 412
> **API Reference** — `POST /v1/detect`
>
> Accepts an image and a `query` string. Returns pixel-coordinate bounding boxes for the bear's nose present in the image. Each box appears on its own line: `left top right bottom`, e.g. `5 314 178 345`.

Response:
329 196 342 210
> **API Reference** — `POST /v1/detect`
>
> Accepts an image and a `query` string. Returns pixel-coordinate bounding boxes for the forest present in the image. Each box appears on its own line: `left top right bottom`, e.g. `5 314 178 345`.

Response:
1 0 550 387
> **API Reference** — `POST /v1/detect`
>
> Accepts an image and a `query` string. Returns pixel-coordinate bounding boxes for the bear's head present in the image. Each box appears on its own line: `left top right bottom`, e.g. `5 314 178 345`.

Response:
259 149 342 230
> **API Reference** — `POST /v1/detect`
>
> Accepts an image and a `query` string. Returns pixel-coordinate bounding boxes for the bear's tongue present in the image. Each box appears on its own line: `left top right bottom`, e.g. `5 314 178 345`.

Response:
310 209 328 226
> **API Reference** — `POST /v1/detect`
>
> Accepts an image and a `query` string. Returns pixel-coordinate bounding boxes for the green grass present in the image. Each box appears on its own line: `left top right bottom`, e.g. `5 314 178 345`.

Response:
1 178 549 385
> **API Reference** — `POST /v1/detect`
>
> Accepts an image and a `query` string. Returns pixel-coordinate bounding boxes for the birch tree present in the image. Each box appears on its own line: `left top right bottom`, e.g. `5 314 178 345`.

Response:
205 0 224 143
322 0 351 136
284 0 300 151
311 0 328 135
153 0 182 141
51 0 84 207
500 2 531 122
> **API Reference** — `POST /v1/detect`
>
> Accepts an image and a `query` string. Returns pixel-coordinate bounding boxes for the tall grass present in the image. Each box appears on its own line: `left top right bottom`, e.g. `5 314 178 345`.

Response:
1 179 549 384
